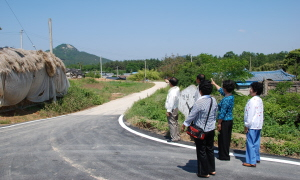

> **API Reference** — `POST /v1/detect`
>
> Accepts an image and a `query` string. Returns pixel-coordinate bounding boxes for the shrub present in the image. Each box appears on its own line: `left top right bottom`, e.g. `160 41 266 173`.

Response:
127 69 161 81
42 80 103 115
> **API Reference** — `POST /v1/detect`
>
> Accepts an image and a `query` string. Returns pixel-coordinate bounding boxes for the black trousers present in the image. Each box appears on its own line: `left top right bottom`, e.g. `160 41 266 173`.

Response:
194 130 215 175
218 120 233 160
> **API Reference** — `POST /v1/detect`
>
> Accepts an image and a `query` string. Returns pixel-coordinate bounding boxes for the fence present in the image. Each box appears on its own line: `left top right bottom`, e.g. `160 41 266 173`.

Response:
263 80 300 95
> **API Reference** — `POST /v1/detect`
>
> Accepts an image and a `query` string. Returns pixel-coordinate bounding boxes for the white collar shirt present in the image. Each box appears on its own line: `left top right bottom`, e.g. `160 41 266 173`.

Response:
165 86 180 112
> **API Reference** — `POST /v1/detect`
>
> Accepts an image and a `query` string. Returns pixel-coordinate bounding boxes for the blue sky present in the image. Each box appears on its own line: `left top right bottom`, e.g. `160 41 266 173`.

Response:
1 0 299 60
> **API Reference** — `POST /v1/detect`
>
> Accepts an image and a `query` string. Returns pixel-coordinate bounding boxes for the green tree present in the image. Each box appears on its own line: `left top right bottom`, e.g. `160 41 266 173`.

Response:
127 69 161 81
126 62 140 73
176 53 252 87
252 61 282 71
223 51 238 59
255 53 267 67
158 54 186 78
282 49 300 79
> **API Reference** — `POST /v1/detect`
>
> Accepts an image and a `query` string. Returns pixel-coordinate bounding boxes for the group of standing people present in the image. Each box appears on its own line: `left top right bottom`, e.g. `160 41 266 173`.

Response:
165 75 264 178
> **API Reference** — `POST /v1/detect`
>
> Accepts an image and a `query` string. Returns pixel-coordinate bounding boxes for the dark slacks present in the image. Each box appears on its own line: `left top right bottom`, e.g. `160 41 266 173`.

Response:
194 130 215 175
218 120 233 160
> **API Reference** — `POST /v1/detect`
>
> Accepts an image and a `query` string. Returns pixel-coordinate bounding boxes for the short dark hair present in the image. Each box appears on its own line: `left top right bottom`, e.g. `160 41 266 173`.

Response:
250 82 263 95
222 80 236 93
199 80 213 95
169 77 178 86
196 74 205 83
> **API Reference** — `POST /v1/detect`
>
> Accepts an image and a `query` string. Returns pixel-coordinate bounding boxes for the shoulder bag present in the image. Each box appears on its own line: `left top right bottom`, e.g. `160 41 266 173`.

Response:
186 98 213 140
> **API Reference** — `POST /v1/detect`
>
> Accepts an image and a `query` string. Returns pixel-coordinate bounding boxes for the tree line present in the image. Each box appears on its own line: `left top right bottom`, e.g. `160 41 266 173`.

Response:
66 49 300 83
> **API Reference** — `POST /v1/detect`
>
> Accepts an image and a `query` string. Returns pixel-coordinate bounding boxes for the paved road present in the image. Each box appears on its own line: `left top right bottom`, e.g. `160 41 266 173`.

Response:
0 82 299 180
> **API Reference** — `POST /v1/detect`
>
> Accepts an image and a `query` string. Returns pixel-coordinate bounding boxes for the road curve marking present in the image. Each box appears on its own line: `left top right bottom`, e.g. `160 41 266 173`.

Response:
119 114 300 166
0 115 68 130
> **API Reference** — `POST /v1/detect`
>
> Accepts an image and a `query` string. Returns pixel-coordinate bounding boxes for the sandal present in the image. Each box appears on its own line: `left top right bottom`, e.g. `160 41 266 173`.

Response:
242 162 256 167
209 172 216 175
197 173 210 178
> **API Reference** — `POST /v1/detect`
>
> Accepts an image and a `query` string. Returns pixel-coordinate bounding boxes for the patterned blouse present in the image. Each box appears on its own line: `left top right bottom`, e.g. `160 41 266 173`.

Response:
183 95 218 132
244 96 264 129
217 88 234 121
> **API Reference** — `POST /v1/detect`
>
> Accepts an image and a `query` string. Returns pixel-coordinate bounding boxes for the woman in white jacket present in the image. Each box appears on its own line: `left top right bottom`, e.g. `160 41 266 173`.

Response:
243 82 264 167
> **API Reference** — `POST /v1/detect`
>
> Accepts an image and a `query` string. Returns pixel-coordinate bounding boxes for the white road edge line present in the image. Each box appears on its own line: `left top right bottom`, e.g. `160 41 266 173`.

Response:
0 115 68 130
119 114 300 166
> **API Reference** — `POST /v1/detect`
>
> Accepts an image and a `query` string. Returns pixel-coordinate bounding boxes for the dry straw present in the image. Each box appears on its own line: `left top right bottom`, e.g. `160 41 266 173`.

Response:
0 47 66 76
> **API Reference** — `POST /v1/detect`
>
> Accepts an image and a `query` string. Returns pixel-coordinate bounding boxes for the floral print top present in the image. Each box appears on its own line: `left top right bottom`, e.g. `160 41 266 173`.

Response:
244 95 264 129
217 88 234 121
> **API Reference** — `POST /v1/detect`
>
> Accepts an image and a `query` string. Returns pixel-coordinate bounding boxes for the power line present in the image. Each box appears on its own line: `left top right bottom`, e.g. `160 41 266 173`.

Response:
4 0 36 50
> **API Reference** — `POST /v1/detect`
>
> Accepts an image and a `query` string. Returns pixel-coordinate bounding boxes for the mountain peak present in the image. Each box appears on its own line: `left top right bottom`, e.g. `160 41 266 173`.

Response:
53 44 112 65
57 44 78 51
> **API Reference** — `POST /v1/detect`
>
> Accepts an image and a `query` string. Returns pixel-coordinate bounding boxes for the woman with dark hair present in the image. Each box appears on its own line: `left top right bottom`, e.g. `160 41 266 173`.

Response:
211 79 236 161
194 74 206 102
242 82 264 167
181 80 218 177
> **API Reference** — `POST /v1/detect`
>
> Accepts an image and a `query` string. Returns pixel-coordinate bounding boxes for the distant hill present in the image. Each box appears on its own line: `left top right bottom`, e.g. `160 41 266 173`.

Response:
50 44 112 66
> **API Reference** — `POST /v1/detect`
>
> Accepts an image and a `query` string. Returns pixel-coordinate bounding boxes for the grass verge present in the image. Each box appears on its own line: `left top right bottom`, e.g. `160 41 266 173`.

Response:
125 86 300 159
0 78 154 125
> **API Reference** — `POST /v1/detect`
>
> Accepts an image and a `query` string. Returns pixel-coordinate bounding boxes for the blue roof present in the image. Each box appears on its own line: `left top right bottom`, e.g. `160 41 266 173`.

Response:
245 69 295 82
237 82 252 86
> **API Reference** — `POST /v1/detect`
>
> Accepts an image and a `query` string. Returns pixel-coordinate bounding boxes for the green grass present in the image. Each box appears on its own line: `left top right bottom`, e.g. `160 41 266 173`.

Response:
125 87 185 131
125 86 300 158
41 79 154 117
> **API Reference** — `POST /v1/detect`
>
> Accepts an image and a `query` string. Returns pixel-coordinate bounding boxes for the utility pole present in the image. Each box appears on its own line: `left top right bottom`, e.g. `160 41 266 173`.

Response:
191 54 192 62
48 18 53 53
144 60 146 80
20 30 23 49
117 66 119 77
249 56 252 71
100 56 102 78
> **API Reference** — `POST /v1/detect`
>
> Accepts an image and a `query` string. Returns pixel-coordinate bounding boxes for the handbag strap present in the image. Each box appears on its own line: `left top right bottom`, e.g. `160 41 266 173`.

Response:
203 98 213 131
190 97 213 128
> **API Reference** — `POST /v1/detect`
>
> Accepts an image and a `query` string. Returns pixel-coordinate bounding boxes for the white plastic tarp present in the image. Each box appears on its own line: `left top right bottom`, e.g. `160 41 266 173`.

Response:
0 48 70 107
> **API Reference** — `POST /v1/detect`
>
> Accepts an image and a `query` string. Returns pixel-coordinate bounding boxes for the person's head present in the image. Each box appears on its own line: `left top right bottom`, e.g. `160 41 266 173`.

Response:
250 82 263 96
168 77 178 87
199 80 213 95
196 74 205 84
164 76 170 83
222 80 236 93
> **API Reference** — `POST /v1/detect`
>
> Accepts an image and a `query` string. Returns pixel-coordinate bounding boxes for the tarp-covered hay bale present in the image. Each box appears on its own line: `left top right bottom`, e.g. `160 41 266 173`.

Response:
0 47 70 107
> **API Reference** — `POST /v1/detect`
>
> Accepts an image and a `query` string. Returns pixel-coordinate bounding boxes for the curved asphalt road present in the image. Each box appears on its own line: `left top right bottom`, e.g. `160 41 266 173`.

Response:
0 82 299 180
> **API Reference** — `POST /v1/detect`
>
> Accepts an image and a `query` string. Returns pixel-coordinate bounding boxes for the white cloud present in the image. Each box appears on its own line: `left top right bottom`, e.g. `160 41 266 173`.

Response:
238 29 246 33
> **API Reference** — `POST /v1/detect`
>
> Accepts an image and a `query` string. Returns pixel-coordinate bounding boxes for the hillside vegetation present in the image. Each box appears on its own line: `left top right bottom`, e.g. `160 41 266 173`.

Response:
61 47 299 83
52 44 112 66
